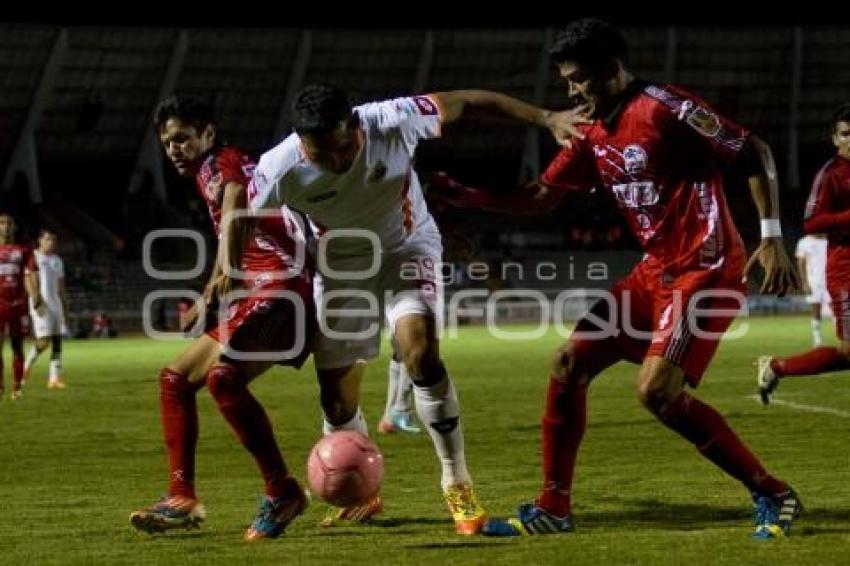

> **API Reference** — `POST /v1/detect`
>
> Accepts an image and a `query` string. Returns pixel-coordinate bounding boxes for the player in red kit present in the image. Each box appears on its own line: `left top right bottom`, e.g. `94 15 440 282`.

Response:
129 96 316 540
433 19 802 539
758 104 850 402
0 214 42 401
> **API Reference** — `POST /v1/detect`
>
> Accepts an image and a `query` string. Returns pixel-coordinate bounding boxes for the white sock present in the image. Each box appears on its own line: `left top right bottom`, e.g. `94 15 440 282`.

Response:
413 375 471 491
383 360 401 420
24 347 40 372
393 362 415 414
811 318 822 347
49 359 62 382
323 406 369 436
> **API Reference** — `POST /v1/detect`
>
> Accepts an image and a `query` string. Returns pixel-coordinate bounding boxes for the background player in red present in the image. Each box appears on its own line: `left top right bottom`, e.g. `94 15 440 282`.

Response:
758 104 850 402
433 18 802 539
129 96 315 540
0 214 42 400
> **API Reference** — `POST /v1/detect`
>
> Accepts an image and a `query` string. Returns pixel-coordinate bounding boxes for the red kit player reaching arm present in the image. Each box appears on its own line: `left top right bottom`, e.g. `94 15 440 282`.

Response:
434 18 802 539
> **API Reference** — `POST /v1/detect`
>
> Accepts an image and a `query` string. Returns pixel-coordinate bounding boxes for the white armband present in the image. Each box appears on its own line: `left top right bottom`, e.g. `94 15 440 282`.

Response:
760 218 782 238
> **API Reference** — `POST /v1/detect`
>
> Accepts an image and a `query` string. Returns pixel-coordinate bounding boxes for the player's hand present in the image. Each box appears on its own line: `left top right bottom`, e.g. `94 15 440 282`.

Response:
206 272 236 302
743 237 801 297
544 105 592 149
32 297 46 316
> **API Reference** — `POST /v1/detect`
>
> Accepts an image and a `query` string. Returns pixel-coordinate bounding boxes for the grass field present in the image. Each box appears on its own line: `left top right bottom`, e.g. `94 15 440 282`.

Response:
1 317 849 565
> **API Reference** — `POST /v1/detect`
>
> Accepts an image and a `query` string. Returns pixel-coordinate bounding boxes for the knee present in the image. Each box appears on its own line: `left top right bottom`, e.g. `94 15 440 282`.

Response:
160 367 202 397
551 343 589 387
206 364 240 400
635 375 680 417
400 340 433 378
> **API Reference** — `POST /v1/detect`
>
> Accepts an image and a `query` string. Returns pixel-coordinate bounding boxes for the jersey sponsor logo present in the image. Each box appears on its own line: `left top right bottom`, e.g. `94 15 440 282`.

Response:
412 96 439 116
623 144 648 175
612 181 659 209
306 190 338 204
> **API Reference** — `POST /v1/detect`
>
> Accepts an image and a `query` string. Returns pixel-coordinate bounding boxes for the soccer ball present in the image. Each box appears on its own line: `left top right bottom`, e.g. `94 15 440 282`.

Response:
307 431 384 507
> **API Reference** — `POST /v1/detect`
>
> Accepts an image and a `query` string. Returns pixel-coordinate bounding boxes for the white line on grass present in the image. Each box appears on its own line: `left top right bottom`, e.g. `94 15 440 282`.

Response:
746 395 850 418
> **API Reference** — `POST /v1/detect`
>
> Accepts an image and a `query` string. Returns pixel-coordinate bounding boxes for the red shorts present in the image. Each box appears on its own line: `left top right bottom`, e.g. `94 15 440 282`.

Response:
204 284 316 368
570 257 746 386
0 305 29 338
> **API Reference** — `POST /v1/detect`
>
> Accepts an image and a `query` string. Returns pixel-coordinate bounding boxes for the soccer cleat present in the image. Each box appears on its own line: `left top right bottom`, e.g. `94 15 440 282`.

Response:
482 503 574 536
378 411 421 435
752 487 803 539
129 495 206 533
319 494 383 527
48 379 67 390
756 356 779 406
244 489 308 541
444 482 487 535
10 389 22 401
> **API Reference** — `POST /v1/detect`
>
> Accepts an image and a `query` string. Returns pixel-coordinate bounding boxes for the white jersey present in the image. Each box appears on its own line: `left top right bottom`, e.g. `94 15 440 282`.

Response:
796 235 827 290
248 95 443 258
34 250 64 312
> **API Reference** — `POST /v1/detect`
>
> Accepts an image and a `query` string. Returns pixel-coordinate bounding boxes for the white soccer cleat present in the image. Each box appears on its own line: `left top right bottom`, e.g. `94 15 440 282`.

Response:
756 356 779 406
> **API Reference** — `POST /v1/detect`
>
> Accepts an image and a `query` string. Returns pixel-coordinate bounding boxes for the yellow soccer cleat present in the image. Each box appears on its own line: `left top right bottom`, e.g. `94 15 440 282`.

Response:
319 494 383 527
444 482 487 535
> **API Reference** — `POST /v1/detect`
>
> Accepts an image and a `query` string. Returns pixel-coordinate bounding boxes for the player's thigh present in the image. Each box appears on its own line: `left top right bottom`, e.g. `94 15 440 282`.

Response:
167 334 222 384
635 355 687 409
313 271 382 370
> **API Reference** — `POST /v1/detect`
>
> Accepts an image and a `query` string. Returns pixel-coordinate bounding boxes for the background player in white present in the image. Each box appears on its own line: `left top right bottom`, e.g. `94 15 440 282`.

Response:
249 84 583 534
25 229 68 389
795 234 830 346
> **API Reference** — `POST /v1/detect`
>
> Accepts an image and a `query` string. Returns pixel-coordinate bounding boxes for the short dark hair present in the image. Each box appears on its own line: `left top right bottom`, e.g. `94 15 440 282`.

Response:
550 18 627 73
153 95 217 134
832 103 850 131
291 84 352 136
38 228 56 239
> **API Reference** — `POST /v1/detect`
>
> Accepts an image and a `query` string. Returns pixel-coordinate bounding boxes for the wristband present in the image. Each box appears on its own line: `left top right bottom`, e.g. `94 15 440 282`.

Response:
760 218 782 238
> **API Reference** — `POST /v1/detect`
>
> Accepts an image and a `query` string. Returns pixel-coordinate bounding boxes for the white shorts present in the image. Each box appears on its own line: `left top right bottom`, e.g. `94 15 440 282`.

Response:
312 237 443 369
30 307 67 339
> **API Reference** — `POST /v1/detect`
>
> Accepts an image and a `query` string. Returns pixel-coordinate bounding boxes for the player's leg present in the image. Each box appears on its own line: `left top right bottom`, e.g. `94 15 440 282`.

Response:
637 355 801 537
0 323 6 397
130 334 219 534
811 302 823 347
393 312 486 534
9 333 24 399
24 337 50 381
207 296 312 540
378 340 420 434
47 331 66 389
758 290 850 404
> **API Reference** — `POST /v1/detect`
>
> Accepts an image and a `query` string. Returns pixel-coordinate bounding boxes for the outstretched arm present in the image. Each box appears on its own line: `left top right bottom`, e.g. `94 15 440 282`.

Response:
427 172 566 215
741 135 800 296
430 90 590 147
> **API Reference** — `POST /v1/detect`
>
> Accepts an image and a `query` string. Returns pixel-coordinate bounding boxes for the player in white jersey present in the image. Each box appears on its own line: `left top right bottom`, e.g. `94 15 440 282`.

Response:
795 234 831 346
25 229 68 389
249 84 584 534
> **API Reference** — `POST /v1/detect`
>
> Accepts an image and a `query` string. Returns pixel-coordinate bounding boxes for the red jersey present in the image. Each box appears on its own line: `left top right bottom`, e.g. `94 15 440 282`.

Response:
542 81 749 274
803 155 850 286
195 146 311 290
0 243 36 309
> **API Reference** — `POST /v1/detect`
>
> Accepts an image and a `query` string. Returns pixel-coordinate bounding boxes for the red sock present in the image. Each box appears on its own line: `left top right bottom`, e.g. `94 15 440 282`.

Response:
771 346 850 377
537 376 587 517
659 392 787 495
160 368 200 499
12 354 23 390
207 365 290 498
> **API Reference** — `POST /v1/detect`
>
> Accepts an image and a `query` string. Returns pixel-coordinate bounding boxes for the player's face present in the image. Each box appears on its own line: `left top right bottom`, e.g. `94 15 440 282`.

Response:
39 233 57 253
833 121 850 159
300 118 361 174
0 216 14 239
159 118 216 176
557 61 615 118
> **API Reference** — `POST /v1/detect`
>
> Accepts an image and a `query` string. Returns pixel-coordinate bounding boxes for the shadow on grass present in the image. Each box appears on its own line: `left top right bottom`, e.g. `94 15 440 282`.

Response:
577 497 850 534
404 541 513 550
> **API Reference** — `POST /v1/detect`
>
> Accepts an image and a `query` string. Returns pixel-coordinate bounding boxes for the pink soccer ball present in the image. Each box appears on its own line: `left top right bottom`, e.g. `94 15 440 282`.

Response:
307 431 384 507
